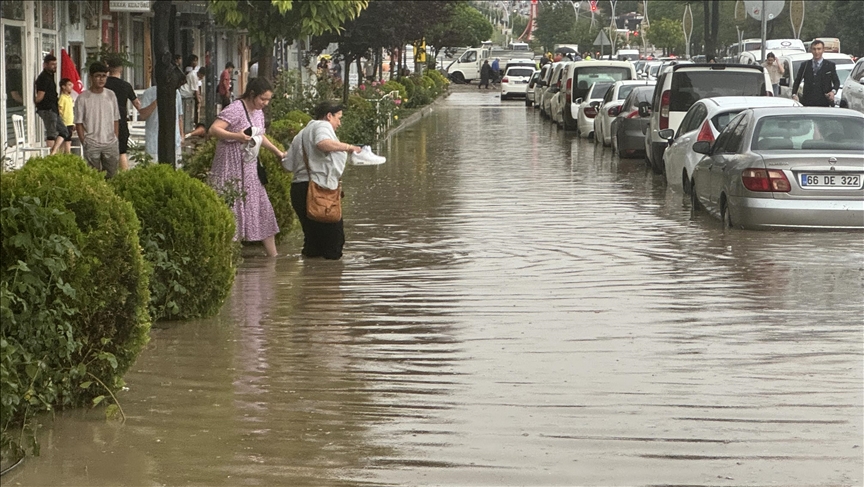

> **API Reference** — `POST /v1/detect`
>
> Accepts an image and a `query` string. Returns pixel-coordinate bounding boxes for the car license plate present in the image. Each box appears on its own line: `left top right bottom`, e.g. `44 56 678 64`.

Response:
800 173 863 188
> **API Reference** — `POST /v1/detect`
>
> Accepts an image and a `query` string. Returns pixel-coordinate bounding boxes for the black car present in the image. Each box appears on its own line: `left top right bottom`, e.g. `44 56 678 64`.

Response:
611 86 655 158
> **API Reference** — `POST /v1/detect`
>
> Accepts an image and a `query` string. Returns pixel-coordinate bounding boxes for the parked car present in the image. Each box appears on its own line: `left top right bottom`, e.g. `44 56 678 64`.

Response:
540 62 569 118
533 64 553 109
834 62 856 108
610 86 655 158
777 52 855 99
500 66 536 100
571 81 613 137
661 96 800 194
525 71 542 107
839 58 864 114
690 107 864 229
644 63 773 175
554 60 637 130
595 80 656 146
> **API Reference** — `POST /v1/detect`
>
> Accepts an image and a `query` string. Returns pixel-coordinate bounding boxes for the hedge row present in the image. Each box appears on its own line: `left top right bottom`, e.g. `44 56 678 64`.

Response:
1 154 240 457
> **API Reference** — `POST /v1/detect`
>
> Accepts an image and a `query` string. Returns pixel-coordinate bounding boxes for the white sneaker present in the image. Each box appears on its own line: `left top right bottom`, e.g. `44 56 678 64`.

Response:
351 145 386 165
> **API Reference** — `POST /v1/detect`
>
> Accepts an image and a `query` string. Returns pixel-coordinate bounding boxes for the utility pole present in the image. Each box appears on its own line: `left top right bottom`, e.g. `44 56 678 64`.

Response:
152 0 184 167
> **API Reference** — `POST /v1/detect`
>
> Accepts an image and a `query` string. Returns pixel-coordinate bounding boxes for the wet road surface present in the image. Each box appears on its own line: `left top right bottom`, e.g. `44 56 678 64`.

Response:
7 88 863 486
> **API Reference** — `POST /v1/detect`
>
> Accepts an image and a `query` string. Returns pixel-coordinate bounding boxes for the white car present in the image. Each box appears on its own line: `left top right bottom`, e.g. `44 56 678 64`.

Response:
594 80 656 146
660 96 800 194
540 62 569 118
644 62 774 175
558 60 637 130
834 63 855 108
500 66 536 100
572 81 614 138
840 58 864 114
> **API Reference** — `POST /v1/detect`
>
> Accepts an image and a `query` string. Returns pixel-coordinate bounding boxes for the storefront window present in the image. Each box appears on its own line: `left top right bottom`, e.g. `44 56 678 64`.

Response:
40 32 56 59
1 1 25 20
4 25 25 147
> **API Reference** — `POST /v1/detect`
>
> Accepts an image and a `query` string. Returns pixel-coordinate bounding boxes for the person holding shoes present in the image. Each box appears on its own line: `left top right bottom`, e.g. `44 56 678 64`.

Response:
791 40 840 107
282 101 361 260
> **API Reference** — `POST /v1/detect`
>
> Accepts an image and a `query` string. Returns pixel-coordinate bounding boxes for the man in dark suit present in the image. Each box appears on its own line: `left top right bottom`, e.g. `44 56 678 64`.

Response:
791 40 841 107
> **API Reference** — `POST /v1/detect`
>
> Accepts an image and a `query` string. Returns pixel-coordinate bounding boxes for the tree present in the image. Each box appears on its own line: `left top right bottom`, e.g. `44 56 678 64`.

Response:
831 0 864 56
533 1 579 52
426 3 493 58
209 0 368 81
646 18 684 55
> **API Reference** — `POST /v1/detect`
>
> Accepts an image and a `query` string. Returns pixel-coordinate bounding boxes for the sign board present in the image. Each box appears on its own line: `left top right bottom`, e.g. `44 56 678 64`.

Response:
593 30 611 46
744 0 784 21
109 1 152 12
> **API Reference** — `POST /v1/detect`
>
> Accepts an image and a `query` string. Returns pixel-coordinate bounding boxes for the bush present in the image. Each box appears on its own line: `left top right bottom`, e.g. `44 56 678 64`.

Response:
380 80 407 102
337 95 377 146
1 154 150 456
181 137 297 243
425 69 450 89
111 165 238 322
268 109 312 148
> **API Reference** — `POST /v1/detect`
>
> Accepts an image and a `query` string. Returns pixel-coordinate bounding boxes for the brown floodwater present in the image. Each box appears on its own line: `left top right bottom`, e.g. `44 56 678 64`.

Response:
6 89 863 486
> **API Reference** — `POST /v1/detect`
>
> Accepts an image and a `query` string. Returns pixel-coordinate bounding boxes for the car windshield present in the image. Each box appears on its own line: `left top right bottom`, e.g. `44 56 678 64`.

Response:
838 68 851 85
590 83 613 99
670 70 767 112
752 115 864 151
507 68 535 77
573 67 633 100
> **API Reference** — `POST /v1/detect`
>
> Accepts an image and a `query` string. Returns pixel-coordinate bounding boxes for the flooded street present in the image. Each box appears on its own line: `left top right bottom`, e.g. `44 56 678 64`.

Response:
8 88 863 486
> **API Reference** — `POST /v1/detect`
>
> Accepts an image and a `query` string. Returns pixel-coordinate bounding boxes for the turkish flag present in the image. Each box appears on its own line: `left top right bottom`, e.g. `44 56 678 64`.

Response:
61 48 84 97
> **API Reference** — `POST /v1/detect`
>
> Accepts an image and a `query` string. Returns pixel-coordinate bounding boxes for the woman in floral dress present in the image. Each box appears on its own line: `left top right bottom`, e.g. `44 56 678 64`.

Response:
209 77 284 257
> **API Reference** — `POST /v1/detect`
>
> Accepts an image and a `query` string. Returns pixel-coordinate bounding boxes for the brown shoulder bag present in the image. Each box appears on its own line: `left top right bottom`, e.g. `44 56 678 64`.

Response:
301 136 342 223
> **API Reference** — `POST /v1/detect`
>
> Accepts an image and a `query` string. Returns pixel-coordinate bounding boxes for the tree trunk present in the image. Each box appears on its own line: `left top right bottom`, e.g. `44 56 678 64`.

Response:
703 0 712 56
153 0 184 167
343 56 351 104
356 58 363 84
710 0 720 57
258 47 274 82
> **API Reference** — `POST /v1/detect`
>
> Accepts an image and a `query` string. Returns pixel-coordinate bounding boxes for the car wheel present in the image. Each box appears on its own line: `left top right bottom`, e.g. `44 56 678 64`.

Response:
682 169 691 195
563 108 577 131
451 72 465 84
525 98 533 107
690 179 701 210
651 145 665 175
721 196 734 229
611 133 619 156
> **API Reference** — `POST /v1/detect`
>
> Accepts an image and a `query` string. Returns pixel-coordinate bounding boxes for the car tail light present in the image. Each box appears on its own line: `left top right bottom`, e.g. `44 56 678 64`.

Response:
584 106 598 118
741 169 791 192
696 120 714 143
765 89 774 96
659 90 671 129
608 106 619 116
502 77 509 83
626 109 640 118
565 78 572 104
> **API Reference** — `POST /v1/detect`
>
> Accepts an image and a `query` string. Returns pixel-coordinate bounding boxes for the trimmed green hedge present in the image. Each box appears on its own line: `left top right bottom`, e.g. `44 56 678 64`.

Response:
111 164 238 321
1 154 150 455
181 137 297 243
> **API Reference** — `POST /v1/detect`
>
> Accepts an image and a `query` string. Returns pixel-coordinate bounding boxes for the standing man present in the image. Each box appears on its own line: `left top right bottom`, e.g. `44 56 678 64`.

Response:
138 83 184 162
491 58 500 85
33 54 69 154
479 60 492 89
792 40 841 107
105 56 143 171
74 62 120 178
218 62 234 110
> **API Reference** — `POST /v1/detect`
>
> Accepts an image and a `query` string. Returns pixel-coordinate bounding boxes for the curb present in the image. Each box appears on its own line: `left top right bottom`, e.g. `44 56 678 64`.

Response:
381 90 452 141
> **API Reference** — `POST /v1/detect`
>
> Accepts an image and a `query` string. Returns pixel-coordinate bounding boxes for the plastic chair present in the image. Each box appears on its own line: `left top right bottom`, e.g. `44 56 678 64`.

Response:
11 115 49 169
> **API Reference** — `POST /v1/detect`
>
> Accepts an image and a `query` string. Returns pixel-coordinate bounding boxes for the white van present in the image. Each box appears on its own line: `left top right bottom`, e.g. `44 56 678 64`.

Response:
615 49 640 61
446 47 490 84
554 60 637 131
643 63 772 174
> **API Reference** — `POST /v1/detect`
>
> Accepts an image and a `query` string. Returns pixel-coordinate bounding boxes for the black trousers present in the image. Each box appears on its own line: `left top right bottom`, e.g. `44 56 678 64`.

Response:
290 181 345 260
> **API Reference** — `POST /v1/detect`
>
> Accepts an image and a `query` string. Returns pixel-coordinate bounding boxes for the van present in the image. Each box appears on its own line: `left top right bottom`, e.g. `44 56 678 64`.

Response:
508 42 530 51
539 62 569 118
555 61 637 130
643 63 772 174
615 49 640 61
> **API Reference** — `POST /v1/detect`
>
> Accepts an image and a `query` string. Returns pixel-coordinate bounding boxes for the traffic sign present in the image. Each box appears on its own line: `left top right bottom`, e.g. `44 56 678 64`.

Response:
744 0 784 21
593 30 611 46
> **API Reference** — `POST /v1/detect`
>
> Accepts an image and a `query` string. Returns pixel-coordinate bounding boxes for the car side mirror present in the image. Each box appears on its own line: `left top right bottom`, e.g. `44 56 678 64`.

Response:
589 101 600 108
658 128 675 142
779 78 789 87
609 106 621 117
574 97 583 104
692 140 712 155
637 101 651 118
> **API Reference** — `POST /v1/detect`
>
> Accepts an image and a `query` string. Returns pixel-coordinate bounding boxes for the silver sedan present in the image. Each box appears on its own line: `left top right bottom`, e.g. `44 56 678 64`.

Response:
690 107 864 229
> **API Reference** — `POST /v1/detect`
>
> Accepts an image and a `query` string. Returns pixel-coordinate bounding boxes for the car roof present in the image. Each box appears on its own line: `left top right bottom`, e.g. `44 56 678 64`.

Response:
505 65 535 72
573 60 633 68
779 52 854 61
701 96 800 109
508 58 536 64
746 106 864 118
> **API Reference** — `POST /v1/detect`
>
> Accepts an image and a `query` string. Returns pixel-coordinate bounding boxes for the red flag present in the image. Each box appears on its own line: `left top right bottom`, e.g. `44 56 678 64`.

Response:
61 48 84 96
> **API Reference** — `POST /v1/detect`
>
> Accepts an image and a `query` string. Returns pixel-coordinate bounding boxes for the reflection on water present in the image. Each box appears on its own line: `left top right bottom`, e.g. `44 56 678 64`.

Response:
8 90 862 487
